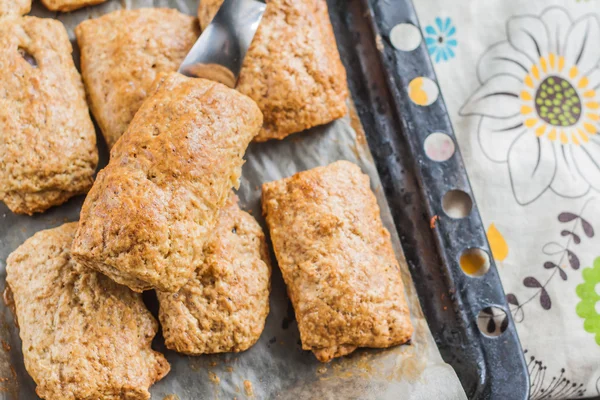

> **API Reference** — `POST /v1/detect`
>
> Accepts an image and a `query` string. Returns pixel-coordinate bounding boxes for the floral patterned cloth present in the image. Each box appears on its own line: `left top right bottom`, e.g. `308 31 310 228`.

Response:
412 1 600 398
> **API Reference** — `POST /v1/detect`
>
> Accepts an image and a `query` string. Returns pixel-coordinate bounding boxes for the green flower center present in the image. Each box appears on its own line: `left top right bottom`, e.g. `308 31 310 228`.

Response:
534 76 581 127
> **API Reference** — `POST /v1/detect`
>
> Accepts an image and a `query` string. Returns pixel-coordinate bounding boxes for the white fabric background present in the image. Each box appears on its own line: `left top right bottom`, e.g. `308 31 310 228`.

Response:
413 1 600 398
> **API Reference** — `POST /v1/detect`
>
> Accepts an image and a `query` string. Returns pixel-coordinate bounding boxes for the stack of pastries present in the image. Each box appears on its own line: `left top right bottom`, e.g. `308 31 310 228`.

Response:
0 1 413 399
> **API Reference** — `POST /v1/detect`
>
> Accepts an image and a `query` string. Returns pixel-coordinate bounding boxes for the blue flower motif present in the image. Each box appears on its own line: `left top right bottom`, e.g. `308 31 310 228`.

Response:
424 17 457 63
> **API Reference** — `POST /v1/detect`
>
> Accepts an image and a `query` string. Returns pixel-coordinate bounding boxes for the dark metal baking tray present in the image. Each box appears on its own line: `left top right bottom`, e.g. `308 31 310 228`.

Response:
328 0 530 398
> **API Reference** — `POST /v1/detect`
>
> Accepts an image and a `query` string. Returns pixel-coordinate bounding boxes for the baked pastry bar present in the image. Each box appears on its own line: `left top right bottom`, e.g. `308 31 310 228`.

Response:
5 223 169 400
198 0 348 141
72 72 263 293
76 9 199 149
262 160 413 362
0 17 98 215
40 0 106 12
157 194 271 354
0 0 31 16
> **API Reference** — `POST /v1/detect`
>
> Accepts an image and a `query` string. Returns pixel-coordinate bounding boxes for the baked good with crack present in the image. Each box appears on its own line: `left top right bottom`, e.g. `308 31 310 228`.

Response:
158 194 271 354
72 72 263 293
0 17 98 215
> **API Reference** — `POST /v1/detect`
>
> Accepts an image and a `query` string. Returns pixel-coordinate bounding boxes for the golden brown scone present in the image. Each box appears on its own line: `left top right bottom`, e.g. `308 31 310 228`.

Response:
76 9 199 149
6 223 170 400
0 0 31 16
157 194 271 354
40 0 106 12
262 161 413 362
199 0 348 141
0 17 98 215
72 72 263 293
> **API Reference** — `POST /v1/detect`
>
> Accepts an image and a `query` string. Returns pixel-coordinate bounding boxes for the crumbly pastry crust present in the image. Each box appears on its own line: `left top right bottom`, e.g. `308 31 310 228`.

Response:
40 0 106 12
6 223 169 400
199 0 349 141
157 194 271 355
0 17 98 215
0 0 31 16
262 160 414 362
72 72 263 293
76 8 199 149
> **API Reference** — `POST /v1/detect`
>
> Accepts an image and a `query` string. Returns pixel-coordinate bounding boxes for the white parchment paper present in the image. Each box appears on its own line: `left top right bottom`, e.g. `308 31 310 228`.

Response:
0 1 466 398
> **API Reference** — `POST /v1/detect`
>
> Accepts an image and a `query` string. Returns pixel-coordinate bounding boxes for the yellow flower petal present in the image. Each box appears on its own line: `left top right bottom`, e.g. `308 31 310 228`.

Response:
535 125 546 137
584 122 597 134
569 66 579 79
577 128 590 143
549 53 556 69
521 91 532 101
583 90 596 98
571 133 580 145
540 56 548 73
524 75 534 88
560 131 568 144
579 77 589 89
525 118 538 128
521 105 533 115
578 128 590 142
532 65 540 80
586 101 600 110
587 112 600 121
487 223 509 262
558 56 565 72
548 128 557 140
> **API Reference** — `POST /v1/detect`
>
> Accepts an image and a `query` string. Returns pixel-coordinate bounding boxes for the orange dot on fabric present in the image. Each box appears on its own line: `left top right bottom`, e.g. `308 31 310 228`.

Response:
487 223 509 262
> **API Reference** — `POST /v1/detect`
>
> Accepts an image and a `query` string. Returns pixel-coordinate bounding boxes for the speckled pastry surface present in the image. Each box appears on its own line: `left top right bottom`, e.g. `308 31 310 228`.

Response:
6 223 169 400
199 0 349 141
158 194 271 355
72 72 263 293
0 16 98 215
262 161 413 362
75 8 199 149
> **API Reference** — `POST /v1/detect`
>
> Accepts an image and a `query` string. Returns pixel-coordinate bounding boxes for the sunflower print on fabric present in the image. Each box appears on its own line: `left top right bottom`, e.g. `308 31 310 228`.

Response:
460 8 600 205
